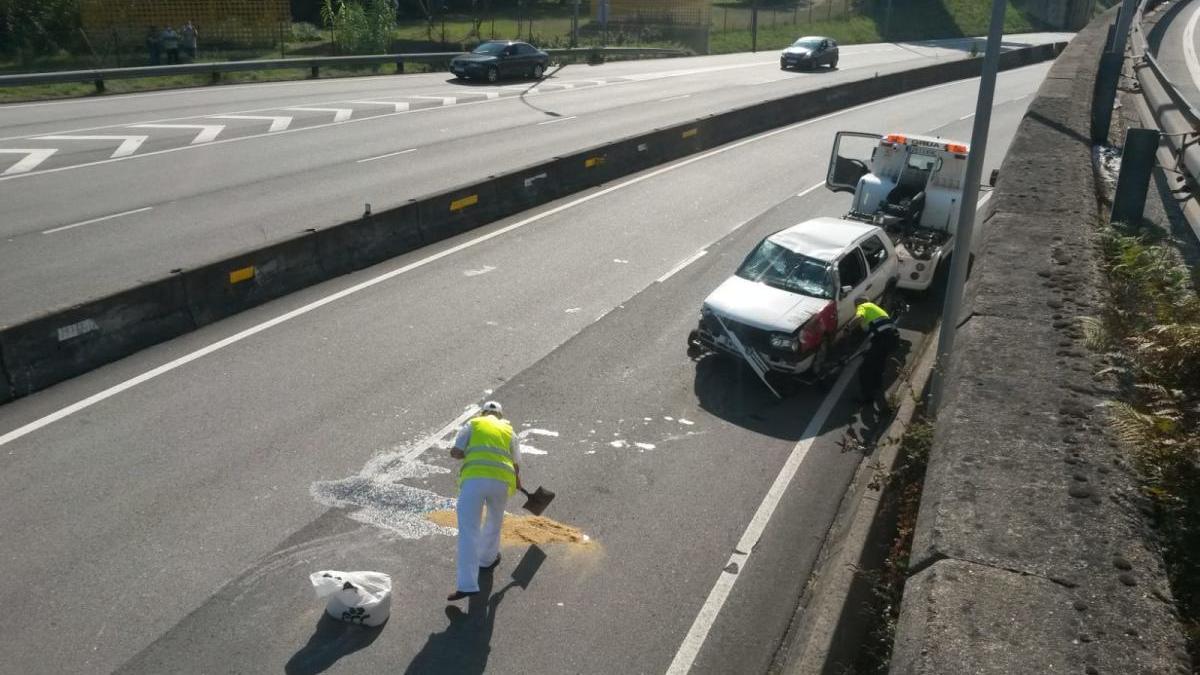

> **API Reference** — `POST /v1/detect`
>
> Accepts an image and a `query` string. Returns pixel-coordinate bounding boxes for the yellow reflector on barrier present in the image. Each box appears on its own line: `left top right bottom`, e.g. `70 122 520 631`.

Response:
585 156 605 168
682 128 698 139
450 194 479 211
229 266 256 284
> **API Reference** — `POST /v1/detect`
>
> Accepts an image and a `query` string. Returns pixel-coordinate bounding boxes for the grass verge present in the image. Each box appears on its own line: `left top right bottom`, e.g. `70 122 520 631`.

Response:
1091 219 1200 665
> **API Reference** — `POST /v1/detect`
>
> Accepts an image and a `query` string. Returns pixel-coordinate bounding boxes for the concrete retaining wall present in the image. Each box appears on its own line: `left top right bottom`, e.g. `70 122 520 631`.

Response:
890 9 1192 675
0 42 1066 402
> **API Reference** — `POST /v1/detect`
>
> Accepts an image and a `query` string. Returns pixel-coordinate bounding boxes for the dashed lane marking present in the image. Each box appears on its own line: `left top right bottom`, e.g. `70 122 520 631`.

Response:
41 206 153 235
0 148 58 175
208 114 292 132
349 100 411 112
410 95 456 106
356 148 417 163
34 134 147 158
285 107 353 123
536 116 577 125
129 123 225 144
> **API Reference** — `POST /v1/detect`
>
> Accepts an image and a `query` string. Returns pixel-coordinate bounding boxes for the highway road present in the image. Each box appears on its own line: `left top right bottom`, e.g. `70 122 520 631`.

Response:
0 34 1069 327
1149 0 1200 109
0 60 1053 674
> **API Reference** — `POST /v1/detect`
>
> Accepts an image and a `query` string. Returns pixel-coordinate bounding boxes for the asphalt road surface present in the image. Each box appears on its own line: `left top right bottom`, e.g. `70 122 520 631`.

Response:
1149 0 1200 110
0 34 1069 326
0 61 1054 674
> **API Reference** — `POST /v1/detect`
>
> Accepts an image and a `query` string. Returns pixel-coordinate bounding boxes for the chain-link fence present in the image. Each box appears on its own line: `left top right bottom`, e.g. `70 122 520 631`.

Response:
79 0 289 65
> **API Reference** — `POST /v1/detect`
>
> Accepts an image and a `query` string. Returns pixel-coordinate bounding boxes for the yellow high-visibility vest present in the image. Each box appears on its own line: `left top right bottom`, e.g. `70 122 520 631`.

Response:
855 301 895 336
459 415 517 495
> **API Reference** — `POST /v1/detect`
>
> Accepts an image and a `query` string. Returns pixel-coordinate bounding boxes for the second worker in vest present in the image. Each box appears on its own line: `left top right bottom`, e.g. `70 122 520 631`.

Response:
447 401 523 601
854 297 901 406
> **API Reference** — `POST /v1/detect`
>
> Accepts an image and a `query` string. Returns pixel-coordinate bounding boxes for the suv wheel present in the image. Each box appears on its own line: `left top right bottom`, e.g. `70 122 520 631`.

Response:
532 63 544 79
486 66 499 83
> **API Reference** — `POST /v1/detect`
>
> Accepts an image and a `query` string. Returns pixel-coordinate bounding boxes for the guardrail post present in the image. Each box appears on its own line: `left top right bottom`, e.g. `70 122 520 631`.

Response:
396 57 404 74
1111 127 1161 224
211 71 220 84
311 65 319 79
94 78 105 93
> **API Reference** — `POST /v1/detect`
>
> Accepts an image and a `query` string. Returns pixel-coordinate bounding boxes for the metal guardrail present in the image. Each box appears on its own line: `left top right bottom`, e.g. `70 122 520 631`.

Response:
0 47 688 92
1131 0 1200 241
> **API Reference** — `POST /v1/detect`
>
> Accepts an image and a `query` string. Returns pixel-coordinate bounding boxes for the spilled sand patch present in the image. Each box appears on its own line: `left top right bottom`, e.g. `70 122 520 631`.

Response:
426 510 593 547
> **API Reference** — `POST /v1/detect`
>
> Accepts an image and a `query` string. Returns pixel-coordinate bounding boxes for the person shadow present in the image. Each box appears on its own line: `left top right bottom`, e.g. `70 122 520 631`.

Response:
403 545 547 675
284 612 386 674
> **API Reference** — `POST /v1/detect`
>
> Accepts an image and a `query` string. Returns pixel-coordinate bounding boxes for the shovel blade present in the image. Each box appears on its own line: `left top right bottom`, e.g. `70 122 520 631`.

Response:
521 486 555 516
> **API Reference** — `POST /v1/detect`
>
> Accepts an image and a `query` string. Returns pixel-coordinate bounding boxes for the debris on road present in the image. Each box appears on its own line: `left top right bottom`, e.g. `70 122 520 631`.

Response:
310 570 393 627
426 510 593 547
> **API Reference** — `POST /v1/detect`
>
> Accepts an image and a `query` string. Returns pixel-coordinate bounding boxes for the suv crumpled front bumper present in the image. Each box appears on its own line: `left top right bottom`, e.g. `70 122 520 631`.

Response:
691 316 818 375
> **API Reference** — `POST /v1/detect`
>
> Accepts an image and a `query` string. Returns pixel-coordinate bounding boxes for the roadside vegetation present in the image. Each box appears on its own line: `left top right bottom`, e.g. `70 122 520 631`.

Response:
1091 220 1200 664
844 417 934 674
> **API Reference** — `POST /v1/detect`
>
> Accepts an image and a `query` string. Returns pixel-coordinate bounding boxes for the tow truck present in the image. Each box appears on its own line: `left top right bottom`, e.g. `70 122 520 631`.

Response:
687 131 972 393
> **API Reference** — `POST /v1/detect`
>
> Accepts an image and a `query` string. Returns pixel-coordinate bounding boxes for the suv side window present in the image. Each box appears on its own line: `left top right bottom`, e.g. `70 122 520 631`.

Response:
859 235 889 271
837 249 868 290
519 44 537 55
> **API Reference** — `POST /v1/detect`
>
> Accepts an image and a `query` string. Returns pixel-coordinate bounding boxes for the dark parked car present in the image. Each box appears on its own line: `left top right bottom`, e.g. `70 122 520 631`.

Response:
450 41 550 83
780 36 838 70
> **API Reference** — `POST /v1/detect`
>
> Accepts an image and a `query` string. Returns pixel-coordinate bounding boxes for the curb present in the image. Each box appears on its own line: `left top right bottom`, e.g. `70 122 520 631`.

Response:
0 42 1066 403
775 324 941 675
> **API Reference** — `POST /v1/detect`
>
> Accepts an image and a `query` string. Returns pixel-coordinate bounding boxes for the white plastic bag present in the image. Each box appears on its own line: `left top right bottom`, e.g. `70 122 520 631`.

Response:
309 570 392 627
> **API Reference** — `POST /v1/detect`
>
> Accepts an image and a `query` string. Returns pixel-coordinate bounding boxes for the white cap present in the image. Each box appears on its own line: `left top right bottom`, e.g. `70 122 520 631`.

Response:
481 400 503 414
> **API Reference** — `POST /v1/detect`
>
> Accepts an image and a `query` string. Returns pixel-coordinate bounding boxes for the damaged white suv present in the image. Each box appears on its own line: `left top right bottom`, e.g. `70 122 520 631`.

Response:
687 217 898 380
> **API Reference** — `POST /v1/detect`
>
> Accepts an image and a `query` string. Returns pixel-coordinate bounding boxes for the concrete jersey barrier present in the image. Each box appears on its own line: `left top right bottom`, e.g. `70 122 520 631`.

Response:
889 9 1191 674
0 42 1066 403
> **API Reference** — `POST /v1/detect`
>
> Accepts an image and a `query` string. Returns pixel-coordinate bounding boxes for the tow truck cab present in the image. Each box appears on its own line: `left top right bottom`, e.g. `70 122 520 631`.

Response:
826 131 970 291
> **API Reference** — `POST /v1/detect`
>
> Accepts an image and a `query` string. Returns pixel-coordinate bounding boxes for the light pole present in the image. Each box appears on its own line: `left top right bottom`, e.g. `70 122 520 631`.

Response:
751 0 759 53
928 0 1008 414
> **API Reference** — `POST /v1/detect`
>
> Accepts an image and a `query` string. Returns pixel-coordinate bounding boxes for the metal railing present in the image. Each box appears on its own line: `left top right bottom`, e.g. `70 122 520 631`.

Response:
0 46 688 92
1130 0 1200 228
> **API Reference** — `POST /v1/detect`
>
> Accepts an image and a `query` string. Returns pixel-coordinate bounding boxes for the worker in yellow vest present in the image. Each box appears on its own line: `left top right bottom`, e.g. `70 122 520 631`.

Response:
447 401 523 601
854 297 900 406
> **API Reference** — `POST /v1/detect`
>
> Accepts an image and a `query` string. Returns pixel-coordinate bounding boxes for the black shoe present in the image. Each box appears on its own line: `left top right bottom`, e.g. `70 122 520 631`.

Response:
480 555 501 571
446 590 479 601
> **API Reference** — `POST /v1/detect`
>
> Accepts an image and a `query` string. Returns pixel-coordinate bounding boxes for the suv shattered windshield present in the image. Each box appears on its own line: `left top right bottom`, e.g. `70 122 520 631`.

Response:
736 238 834 299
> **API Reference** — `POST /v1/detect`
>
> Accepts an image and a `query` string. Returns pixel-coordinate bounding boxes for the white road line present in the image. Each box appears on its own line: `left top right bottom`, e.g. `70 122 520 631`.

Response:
34 134 147 158
0 148 57 175
209 114 292 133
286 107 353 123
129 123 224 144
41 206 153 235
659 94 692 102
410 95 456 106
400 406 481 463
796 181 824 197
656 249 707 283
665 363 857 675
1183 2 1200 93
536 116 577 125
349 100 411 112
356 148 417 163
958 112 976 121
0 74 999 448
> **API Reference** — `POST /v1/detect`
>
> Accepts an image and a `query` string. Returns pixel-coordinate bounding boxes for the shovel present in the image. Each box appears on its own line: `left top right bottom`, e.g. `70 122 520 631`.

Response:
518 486 555 516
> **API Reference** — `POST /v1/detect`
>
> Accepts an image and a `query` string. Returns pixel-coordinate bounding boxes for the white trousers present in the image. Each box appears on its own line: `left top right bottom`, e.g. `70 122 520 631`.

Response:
456 478 509 592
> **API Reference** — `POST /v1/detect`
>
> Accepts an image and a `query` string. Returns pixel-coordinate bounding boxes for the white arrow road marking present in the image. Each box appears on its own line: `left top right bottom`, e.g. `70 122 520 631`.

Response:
34 135 147 158
0 148 58 175
209 114 292 132
128 123 225 144
410 95 457 106
286 107 353 122
349 100 411 112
